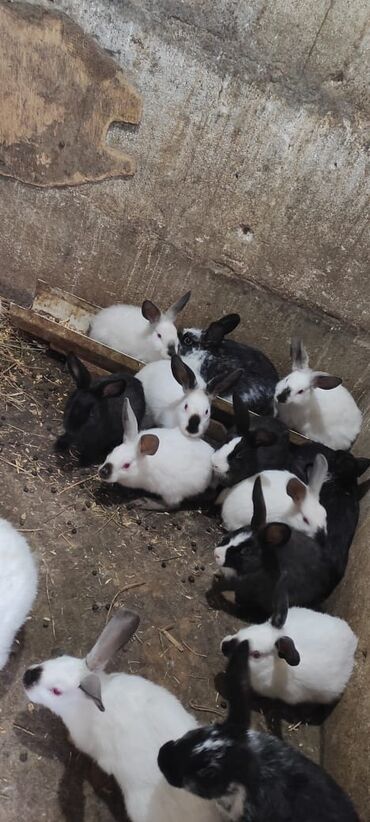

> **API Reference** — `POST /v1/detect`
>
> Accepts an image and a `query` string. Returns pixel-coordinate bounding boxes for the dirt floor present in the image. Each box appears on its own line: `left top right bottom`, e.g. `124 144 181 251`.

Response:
0 315 321 822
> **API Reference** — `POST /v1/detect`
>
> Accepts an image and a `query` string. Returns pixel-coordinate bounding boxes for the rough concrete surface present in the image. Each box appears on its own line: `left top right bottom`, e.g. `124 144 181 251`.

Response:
0 0 369 336
0 2 142 186
0 318 323 821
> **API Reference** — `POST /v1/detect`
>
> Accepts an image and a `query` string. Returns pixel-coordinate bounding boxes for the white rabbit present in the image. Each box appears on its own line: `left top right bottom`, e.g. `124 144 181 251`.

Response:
98 398 215 510
89 292 191 363
0 518 38 669
221 573 358 705
274 338 362 450
23 609 223 822
137 354 242 438
219 453 328 536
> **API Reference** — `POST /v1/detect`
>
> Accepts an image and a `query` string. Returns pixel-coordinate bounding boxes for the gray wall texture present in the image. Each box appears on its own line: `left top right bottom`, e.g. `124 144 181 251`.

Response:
1 1 369 362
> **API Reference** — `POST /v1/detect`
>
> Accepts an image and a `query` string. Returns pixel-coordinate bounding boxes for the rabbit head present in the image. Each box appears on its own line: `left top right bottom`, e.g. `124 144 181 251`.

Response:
158 641 251 802
274 338 342 407
214 476 292 573
221 573 300 668
142 292 191 359
286 453 328 538
170 355 242 438
179 314 240 354
99 398 159 483
214 528 254 574
23 609 139 716
212 394 289 484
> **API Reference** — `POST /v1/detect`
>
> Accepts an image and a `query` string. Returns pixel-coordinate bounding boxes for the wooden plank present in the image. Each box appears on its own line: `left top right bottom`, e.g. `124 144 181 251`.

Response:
8 282 309 445
9 303 144 374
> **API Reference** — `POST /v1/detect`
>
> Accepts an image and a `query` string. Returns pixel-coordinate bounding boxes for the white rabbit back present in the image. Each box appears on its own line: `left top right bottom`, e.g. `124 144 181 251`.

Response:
90 305 151 358
274 365 362 451
229 608 358 704
67 672 223 822
278 384 361 450
220 470 326 535
0 518 38 669
106 428 214 507
143 431 213 505
89 305 179 363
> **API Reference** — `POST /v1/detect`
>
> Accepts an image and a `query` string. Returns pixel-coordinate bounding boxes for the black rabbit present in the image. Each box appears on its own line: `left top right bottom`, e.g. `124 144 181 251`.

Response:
212 393 290 486
158 641 359 821
178 314 278 415
213 471 366 617
55 354 145 466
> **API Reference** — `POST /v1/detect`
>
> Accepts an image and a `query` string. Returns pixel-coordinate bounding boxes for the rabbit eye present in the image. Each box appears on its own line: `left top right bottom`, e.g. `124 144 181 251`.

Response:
297 389 304 395
183 334 193 346
122 462 131 470
157 332 162 339
251 651 261 659
205 408 209 415
303 516 309 525
184 403 188 411
51 687 62 696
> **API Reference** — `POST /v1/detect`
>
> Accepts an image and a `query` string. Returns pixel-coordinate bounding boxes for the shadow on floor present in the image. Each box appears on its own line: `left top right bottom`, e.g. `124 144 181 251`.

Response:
14 708 127 822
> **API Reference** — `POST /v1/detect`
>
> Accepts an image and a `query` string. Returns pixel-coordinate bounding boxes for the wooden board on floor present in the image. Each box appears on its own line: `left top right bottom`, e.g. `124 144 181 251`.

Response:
7 279 308 444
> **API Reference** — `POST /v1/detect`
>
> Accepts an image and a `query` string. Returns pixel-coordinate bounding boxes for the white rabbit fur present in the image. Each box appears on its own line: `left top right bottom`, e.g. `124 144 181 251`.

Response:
137 359 209 436
212 437 241 478
89 292 191 364
0 518 38 669
274 338 362 450
24 611 223 822
99 399 214 508
137 355 241 439
222 607 357 705
219 454 328 536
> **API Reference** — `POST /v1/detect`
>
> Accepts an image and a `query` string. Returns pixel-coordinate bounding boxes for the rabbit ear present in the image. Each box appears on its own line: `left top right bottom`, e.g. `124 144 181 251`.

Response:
290 338 309 370
67 353 91 389
207 369 243 399
308 453 328 497
86 609 140 671
139 434 160 456
260 522 292 549
275 637 300 667
251 476 266 531
358 478 370 501
286 477 307 506
79 673 105 712
311 373 342 390
94 375 127 399
233 391 250 436
203 314 240 346
248 429 278 448
122 398 139 441
224 640 251 730
171 355 197 391
142 300 161 325
356 457 370 477
166 291 191 320
270 572 289 629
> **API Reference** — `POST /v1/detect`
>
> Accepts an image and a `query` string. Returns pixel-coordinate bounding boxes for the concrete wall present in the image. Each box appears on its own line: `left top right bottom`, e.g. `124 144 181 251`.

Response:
1 1 369 345
1 1 370 815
